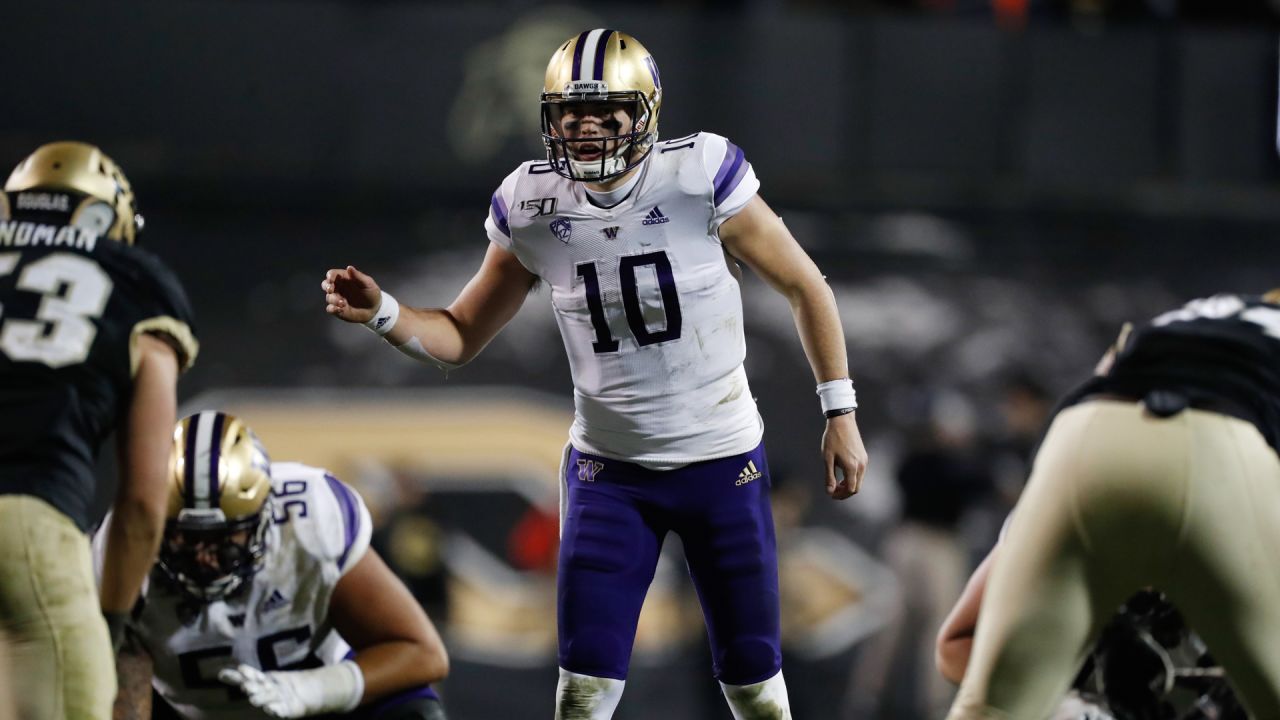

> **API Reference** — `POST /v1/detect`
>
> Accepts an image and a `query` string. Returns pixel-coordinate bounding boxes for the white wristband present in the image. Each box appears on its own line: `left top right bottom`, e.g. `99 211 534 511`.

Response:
817 378 858 415
300 659 365 714
364 292 400 337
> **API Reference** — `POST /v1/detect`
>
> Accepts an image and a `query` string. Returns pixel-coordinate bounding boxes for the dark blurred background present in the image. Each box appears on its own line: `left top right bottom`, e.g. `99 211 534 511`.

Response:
6 1 1280 718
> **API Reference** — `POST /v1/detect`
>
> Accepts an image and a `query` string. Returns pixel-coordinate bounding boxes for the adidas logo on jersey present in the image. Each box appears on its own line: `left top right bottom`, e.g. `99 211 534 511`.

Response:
735 460 763 486
261 589 289 613
641 206 670 226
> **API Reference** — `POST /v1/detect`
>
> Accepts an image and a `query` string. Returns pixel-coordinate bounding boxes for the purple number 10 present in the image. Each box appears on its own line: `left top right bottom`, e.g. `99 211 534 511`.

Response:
575 250 683 354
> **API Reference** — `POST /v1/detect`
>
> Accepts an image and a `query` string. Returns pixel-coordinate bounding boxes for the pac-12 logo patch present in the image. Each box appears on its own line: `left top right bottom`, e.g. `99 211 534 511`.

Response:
550 218 573 243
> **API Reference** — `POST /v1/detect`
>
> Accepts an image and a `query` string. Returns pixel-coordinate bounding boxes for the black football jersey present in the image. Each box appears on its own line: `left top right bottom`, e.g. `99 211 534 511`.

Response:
1064 294 1280 453
0 213 198 531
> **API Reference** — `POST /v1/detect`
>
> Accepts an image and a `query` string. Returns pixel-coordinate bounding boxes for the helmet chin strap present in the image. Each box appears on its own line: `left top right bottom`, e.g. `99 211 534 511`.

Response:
570 153 628 180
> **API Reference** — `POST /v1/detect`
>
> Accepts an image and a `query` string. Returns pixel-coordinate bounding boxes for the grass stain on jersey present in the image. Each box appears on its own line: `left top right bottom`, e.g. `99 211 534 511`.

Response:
559 675 612 719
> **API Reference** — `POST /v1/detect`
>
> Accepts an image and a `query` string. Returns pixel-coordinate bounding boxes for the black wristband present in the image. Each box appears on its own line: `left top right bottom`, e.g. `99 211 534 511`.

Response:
824 407 856 419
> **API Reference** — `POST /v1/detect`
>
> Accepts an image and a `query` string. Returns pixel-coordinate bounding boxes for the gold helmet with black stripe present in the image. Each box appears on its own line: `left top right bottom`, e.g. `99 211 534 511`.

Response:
159 411 273 602
5 141 143 244
541 29 663 182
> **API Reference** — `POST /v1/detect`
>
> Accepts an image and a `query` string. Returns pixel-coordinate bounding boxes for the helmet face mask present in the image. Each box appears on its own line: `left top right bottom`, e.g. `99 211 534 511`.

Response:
540 30 662 183
160 412 273 604
159 505 271 603
541 92 653 182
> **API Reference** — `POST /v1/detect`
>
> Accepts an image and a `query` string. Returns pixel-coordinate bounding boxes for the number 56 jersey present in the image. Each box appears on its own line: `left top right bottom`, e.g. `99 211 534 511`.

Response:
97 462 374 720
486 132 763 467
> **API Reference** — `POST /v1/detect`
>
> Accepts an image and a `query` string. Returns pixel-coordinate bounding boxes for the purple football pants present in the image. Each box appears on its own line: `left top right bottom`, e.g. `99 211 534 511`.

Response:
557 442 782 685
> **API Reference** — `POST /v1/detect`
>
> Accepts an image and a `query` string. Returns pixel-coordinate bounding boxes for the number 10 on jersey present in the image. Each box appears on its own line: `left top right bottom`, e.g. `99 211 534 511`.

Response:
576 251 683 353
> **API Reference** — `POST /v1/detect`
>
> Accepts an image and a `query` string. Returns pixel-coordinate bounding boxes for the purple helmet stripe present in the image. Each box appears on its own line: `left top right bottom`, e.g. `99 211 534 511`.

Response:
183 413 200 508
570 30 590 82
490 191 510 237
593 30 613 82
325 474 360 570
713 143 747 206
644 55 662 90
207 412 226 506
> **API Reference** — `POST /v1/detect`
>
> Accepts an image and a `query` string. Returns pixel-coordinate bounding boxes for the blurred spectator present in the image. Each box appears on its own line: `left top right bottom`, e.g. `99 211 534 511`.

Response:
844 391 994 720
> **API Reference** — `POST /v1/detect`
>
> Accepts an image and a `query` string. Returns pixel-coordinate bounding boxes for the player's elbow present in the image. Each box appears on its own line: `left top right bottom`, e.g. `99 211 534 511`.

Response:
935 631 971 686
421 639 449 683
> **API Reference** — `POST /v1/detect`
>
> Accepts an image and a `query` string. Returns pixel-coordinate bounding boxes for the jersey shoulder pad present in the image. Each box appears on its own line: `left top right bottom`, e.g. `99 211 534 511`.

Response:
693 131 757 210
107 244 199 372
270 462 372 577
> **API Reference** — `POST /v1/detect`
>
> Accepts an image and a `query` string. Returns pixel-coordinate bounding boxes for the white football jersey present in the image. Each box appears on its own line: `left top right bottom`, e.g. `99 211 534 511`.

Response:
94 462 373 720
485 132 764 467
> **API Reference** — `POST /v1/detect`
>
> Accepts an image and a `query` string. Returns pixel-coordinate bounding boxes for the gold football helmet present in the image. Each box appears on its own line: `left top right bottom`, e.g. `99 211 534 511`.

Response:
159 411 273 602
541 29 663 182
4 141 143 244
1265 288 1280 304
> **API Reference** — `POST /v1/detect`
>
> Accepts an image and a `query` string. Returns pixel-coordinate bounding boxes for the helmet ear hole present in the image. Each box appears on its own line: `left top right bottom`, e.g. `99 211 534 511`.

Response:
69 197 116 236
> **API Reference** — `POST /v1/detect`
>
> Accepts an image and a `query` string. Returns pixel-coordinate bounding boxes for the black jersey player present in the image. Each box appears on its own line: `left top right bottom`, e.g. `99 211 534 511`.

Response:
0 142 198 719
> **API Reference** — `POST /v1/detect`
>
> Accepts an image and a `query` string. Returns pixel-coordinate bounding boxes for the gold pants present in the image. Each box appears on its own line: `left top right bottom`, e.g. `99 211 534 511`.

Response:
0 496 115 719
947 400 1280 720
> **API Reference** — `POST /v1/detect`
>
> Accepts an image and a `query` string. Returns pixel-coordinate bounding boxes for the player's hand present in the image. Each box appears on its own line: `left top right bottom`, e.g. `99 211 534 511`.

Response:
322 265 381 324
822 412 868 500
218 665 307 718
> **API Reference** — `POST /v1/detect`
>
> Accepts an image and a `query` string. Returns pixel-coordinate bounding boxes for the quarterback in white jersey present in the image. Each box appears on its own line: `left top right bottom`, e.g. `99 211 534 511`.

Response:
97 412 448 720
323 29 867 720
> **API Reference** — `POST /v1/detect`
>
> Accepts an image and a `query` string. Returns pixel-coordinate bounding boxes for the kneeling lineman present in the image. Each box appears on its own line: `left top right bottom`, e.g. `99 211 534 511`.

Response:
97 411 449 719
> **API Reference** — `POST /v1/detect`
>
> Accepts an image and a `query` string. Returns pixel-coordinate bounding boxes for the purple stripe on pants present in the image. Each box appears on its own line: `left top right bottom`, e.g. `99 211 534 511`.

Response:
557 442 782 685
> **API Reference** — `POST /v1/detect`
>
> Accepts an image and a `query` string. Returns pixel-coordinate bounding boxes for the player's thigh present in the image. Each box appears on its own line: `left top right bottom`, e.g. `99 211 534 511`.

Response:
0 496 115 719
679 449 780 684
557 473 665 677
1170 413 1280 718
30 500 115 719
952 405 1150 719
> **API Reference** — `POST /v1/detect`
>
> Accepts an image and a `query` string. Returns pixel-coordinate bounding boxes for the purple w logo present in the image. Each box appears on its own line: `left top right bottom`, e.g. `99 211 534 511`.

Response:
603 227 620 239
576 459 604 482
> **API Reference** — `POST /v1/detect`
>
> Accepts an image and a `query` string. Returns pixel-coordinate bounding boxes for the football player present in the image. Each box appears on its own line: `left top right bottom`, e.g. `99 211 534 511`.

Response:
944 291 1280 719
102 411 449 720
0 142 198 718
322 28 868 720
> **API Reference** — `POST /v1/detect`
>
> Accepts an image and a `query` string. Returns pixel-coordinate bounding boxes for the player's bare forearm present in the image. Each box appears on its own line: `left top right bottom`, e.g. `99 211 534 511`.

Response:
937 545 997 684
102 335 176 613
788 280 851 383
323 243 534 367
113 641 153 720
353 640 450 699
333 550 449 702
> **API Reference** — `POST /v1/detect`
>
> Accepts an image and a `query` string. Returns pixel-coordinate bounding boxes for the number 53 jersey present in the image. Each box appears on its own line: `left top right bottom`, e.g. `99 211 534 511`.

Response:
96 462 374 720
0 217 198 531
486 132 764 467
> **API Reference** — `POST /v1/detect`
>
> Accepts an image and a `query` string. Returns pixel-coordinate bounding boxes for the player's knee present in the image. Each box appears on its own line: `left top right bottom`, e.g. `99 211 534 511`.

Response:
560 632 631 679
714 637 781 686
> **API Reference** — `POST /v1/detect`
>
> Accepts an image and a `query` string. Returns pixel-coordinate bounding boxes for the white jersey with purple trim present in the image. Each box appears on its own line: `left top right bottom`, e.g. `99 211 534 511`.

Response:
485 131 763 467
94 462 372 720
